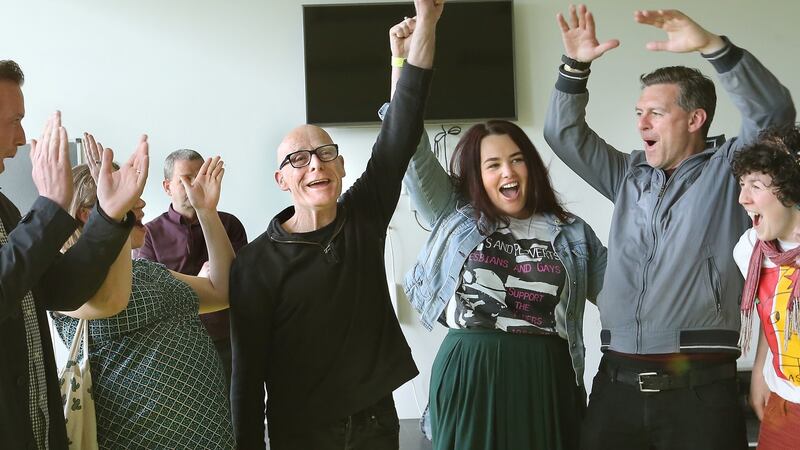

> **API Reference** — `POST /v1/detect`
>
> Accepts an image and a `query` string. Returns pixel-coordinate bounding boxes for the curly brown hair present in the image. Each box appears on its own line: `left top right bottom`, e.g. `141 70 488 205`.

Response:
731 124 800 207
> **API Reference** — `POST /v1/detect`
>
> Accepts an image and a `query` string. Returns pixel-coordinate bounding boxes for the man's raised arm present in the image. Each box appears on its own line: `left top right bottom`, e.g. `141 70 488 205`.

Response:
543 4 628 202
346 0 442 226
635 9 795 158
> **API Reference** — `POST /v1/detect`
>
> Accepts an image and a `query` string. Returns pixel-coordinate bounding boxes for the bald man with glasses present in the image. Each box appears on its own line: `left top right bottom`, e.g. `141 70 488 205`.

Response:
228 1 443 449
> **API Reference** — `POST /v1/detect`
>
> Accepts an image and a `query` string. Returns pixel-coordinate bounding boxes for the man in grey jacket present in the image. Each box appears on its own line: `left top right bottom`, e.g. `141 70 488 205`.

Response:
544 6 795 450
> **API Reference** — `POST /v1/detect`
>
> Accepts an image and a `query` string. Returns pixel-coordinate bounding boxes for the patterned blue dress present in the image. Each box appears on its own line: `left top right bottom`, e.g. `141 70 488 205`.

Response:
52 259 234 449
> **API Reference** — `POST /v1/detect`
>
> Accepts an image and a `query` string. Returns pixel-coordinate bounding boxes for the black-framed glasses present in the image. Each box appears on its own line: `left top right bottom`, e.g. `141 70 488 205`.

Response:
279 144 339 169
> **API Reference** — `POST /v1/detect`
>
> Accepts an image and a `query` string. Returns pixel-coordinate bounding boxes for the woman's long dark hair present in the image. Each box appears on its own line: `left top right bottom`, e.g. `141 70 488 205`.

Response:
449 120 568 230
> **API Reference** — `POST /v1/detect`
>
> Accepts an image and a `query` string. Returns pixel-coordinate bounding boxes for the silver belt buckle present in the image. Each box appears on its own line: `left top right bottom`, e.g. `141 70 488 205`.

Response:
637 372 660 392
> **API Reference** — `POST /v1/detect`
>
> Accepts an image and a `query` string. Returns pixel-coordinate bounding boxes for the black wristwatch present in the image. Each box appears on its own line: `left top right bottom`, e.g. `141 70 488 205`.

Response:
561 54 591 71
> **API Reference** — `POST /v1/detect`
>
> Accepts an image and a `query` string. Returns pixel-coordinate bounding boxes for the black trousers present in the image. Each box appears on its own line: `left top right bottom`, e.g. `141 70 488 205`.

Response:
581 353 748 450
268 395 400 450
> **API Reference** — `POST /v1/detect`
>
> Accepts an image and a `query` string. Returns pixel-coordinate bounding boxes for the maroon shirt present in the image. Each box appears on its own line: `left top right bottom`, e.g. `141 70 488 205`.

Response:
136 205 247 341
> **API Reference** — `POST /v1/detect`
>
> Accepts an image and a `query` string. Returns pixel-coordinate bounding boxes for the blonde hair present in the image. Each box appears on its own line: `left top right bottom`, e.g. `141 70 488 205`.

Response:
63 164 99 250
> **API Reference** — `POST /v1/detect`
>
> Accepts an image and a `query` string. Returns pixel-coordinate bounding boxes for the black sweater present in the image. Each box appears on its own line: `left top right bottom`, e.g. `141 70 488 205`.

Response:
230 63 432 448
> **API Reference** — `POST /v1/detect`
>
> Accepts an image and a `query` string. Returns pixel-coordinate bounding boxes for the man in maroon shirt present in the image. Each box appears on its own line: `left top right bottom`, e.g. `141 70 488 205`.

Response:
137 148 247 390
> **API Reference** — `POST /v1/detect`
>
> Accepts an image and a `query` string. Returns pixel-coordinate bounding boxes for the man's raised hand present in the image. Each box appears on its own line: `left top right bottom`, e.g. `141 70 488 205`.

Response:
182 156 224 212
556 4 619 64
406 0 444 70
634 9 724 54
30 111 73 210
414 0 444 25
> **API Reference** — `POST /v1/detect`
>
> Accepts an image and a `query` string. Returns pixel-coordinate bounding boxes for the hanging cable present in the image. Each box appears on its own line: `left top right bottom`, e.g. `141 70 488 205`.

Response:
410 125 461 232
432 124 461 173
413 210 432 232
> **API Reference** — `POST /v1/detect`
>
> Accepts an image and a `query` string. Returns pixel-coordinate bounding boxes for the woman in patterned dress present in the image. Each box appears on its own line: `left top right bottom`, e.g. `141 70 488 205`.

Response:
51 135 235 449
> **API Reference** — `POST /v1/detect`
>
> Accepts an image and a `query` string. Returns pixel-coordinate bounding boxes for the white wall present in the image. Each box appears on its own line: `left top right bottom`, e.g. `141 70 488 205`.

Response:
3 0 798 419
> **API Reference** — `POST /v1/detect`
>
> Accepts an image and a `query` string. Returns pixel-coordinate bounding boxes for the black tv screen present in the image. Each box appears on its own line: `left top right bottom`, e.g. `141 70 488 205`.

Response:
303 0 516 125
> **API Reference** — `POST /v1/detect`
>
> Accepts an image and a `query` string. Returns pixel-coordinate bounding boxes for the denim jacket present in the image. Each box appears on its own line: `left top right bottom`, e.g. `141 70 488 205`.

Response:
402 131 607 384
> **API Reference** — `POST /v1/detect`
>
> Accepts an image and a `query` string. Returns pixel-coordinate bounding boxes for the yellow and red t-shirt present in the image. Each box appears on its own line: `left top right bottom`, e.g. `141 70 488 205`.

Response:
735 229 800 402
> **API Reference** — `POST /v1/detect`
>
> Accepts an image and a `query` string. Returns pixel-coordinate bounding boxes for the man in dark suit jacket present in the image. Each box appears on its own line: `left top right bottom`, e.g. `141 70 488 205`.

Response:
0 60 149 450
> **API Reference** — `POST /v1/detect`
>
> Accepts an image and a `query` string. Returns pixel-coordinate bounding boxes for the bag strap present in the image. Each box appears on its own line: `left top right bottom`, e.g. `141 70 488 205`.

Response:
66 319 86 362
82 319 90 360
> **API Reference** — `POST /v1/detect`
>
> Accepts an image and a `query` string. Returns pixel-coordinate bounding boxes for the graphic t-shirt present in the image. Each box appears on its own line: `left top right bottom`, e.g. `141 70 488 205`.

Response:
734 229 800 403
441 215 566 334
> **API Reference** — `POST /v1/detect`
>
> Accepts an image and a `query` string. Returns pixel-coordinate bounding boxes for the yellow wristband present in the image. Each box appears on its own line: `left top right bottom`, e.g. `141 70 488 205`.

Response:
391 56 405 68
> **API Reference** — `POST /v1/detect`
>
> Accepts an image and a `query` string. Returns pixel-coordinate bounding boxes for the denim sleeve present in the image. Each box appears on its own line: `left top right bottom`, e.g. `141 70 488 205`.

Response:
402 129 457 228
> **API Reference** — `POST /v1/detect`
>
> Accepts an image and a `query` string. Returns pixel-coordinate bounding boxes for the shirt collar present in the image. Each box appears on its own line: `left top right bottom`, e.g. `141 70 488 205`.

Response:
167 204 198 225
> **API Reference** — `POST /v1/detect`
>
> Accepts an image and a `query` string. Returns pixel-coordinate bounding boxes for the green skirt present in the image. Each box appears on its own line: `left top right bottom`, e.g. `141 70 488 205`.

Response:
430 329 585 450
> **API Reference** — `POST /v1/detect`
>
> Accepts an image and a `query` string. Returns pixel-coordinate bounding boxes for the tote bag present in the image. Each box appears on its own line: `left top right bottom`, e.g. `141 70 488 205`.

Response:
58 318 99 450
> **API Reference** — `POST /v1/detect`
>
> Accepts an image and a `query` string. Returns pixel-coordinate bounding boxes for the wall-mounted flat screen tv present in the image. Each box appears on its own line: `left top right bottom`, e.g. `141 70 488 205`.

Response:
303 0 515 125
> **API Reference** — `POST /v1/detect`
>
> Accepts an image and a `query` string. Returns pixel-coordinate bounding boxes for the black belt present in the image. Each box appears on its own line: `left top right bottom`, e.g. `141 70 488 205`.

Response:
600 360 736 393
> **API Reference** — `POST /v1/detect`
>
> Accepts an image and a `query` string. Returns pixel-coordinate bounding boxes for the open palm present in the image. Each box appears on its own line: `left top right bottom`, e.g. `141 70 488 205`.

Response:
95 135 149 220
634 9 722 54
557 4 619 63
183 156 224 211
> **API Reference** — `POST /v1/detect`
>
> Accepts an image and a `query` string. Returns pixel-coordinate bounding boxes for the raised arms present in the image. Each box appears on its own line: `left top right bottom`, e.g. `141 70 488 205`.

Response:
168 156 234 314
544 5 628 201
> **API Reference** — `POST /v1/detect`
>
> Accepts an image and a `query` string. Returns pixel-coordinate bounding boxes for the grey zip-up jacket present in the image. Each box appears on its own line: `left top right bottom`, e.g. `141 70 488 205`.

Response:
543 39 795 355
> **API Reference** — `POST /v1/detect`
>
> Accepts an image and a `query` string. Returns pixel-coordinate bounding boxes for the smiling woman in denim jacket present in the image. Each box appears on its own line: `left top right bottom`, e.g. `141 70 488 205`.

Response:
401 121 607 450
386 22 606 450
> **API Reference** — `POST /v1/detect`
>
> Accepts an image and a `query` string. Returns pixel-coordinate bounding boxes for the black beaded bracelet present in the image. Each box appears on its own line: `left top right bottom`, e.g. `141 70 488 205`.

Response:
561 54 591 71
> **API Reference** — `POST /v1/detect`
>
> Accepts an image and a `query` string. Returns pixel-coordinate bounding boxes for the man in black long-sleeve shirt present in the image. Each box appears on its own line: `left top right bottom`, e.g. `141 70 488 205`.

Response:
0 60 148 450
229 2 442 449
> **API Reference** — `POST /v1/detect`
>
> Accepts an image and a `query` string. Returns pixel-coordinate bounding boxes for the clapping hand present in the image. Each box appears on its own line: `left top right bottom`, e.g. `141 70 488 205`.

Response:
95 134 149 221
182 156 224 212
82 132 106 182
30 111 73 210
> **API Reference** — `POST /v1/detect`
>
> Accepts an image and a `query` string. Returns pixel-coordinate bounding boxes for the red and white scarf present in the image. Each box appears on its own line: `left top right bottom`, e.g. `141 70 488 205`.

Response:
739 239 800 354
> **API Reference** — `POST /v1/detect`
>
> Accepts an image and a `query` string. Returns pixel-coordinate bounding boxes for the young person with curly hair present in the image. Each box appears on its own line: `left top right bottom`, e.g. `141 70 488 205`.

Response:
732 125 800 449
